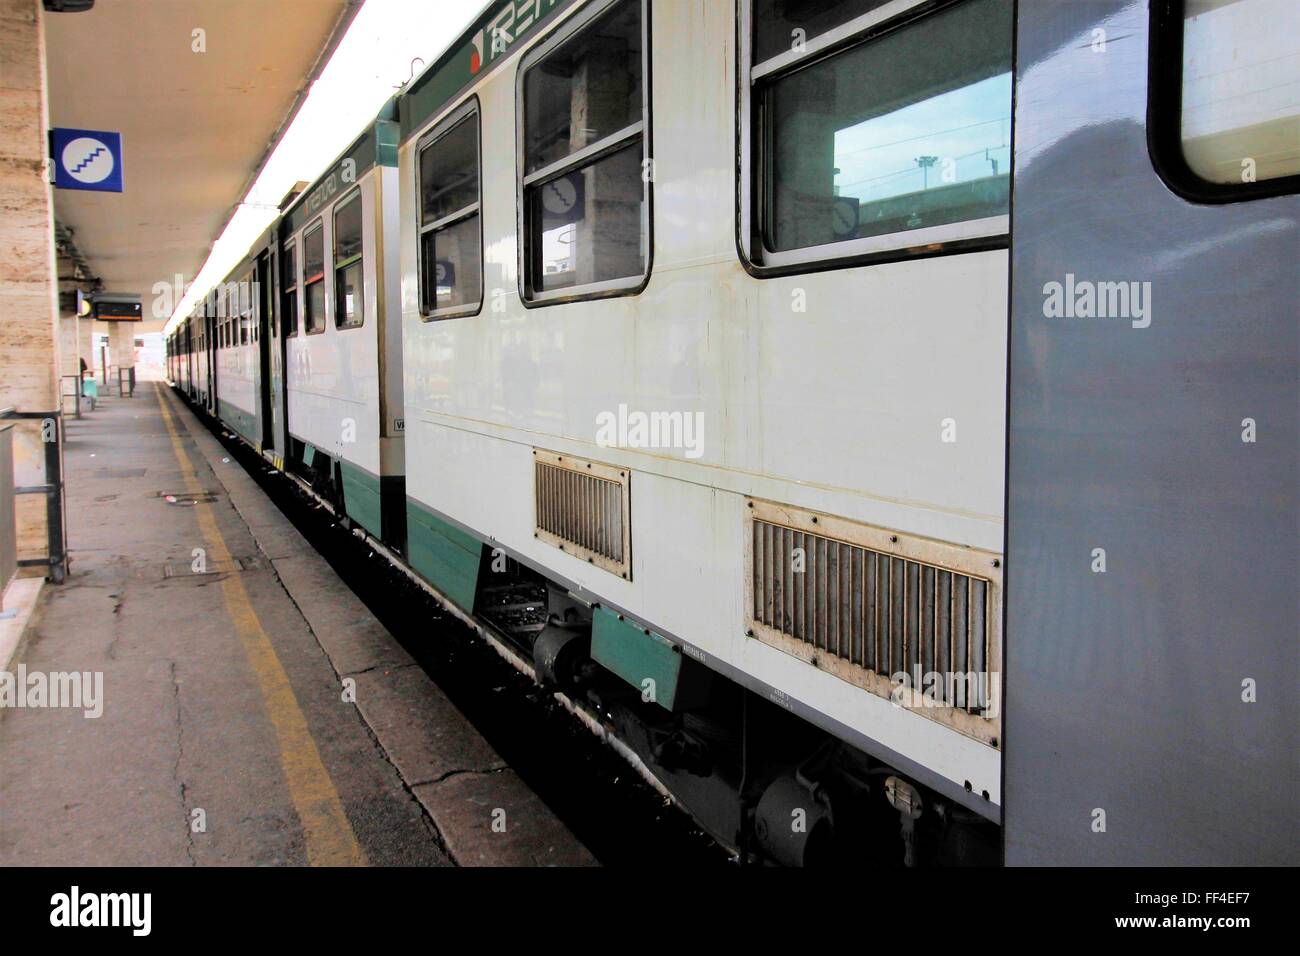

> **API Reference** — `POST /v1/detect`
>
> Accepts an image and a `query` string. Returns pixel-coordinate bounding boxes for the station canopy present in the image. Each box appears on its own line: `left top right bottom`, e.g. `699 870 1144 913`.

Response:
44 0 359 333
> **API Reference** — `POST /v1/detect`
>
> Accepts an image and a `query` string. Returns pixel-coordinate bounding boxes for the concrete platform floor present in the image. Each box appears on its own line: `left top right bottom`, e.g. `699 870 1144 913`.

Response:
0 382 594 866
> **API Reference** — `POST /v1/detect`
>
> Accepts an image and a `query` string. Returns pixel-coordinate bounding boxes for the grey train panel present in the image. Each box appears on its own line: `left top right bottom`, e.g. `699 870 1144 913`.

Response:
1006 1 1298 863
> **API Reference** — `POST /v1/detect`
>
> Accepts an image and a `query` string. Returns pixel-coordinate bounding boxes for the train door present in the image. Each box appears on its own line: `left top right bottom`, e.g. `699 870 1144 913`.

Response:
206 293 219 416
256 251 274 452
184 318 193 396
268 243 288 461
1005 0 1297 864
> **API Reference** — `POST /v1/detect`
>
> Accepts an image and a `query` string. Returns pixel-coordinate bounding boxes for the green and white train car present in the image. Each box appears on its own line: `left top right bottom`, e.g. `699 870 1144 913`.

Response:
168 0 1299 867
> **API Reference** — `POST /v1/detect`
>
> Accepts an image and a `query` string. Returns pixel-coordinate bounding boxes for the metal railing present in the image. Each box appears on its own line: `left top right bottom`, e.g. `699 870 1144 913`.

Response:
60 373 82 419
0 408 68 584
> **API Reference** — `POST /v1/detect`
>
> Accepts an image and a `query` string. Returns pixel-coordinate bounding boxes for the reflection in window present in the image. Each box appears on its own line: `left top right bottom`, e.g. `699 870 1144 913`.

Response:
759 0 1012 252
419 109 482 315
521 0 648 297
1181 0 1300 184
529 142 644 292
334 194 364 328
303 222 326 333
523 0 643 174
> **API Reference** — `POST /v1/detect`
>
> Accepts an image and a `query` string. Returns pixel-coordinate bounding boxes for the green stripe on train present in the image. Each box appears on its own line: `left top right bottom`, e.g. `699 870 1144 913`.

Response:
406 499 481 612
591 607 711 712
218 399 257 444
339 460 383 540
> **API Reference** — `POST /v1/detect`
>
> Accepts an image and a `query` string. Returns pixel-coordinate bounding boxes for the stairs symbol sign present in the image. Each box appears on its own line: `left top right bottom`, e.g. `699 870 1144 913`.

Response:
52 128 122 192
62 137 115 185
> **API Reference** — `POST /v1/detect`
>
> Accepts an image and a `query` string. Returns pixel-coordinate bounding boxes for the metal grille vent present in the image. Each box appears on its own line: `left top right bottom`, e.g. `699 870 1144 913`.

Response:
746 500 1001 746
534 450 631 579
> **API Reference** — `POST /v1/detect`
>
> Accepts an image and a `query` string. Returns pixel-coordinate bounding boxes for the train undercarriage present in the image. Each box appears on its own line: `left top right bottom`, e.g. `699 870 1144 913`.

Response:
472 555 1000 866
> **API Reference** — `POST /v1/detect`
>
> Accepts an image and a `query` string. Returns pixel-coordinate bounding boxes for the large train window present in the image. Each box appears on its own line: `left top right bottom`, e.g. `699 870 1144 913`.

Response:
517 0 650 304
417 99 482 319
283 241 299 337
302 221 327 334
1150 0 1300 202
741 0 1012 271
333 191 365 329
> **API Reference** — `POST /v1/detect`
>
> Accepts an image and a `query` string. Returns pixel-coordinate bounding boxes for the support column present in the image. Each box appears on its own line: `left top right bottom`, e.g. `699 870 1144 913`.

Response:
0 0 62 569
57 302 79 413
107 320 134 394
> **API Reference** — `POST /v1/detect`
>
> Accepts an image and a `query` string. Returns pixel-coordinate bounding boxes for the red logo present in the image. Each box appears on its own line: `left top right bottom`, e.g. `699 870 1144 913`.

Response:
469 31 484 74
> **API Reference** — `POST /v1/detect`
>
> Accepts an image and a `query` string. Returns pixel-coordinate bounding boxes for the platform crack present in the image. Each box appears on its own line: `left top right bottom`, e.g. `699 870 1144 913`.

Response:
168 659 197 866
416 764 509 788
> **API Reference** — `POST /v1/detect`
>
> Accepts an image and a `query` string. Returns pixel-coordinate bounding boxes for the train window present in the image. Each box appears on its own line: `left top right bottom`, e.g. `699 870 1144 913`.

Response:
302 221 326 334
1151 0 1300 200
333 192 365 329
418 101 482 319
283 241 299 337
518 0 649 302
250 275 259 344
239 272 251 345
742 0 1012 269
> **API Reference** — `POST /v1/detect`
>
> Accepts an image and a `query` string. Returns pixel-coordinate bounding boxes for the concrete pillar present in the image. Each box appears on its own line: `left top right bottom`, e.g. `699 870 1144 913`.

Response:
0 0 62 568
55 248 95 410
58 311 77 410
80 317 94 380
106 320 135 394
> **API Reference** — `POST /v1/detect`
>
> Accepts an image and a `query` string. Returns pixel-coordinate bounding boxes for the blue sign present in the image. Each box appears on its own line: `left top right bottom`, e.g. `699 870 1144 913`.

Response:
51 127 123 193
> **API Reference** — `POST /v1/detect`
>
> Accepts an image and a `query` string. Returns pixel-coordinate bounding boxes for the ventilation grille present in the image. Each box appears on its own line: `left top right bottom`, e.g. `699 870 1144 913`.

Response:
746 500 1001 746
534 450 631 579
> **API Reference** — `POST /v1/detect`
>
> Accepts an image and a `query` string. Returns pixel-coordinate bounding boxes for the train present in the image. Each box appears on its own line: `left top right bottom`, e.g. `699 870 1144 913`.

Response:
167 0 1298 866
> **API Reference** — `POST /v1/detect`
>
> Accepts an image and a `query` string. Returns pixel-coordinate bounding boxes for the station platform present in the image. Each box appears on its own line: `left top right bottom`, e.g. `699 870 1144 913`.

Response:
0 382 594 867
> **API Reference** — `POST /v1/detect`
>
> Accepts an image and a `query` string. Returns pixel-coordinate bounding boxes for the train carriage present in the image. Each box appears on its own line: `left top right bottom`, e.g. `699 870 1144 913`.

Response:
394 0 1010 854
213 253 264 446
190 305 210 410
277 108 407 546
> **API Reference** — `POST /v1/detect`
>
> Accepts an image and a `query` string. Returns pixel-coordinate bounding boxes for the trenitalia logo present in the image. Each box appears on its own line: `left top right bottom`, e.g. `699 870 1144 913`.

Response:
470 0 564 73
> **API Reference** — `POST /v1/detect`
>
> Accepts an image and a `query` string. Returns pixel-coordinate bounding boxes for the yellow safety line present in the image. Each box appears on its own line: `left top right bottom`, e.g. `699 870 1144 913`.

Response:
154 384 366 866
